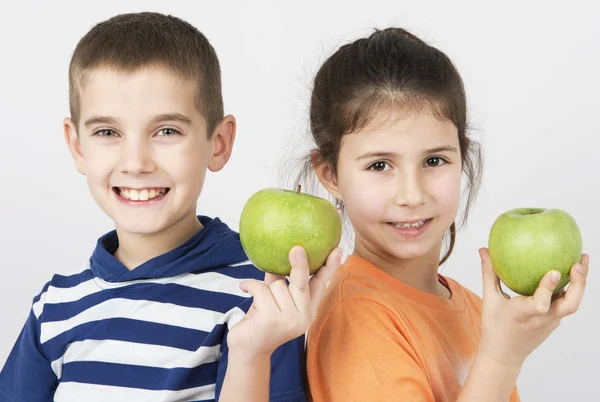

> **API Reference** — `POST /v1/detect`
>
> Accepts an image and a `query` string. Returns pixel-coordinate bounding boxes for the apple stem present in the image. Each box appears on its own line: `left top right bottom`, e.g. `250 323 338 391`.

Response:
296 184 301 194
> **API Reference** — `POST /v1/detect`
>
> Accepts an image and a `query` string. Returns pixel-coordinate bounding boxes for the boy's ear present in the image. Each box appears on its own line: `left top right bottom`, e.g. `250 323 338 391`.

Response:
208 115 236 172
311 149 341 199
64 118 86 175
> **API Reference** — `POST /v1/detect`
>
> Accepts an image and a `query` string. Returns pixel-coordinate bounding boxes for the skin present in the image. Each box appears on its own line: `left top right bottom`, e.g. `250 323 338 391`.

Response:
64 65 342 401
318 111 461 297
315 108 589 401
65 65 235 269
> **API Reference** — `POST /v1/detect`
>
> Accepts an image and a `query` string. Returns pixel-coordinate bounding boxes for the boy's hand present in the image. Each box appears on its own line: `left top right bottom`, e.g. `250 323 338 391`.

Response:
227 246 342 362
477 248 589 369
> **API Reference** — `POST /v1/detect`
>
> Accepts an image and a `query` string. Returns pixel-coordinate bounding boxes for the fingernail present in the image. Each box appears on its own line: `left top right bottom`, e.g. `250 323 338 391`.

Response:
550 271 560 283
576 263 586 274
294 247 305 260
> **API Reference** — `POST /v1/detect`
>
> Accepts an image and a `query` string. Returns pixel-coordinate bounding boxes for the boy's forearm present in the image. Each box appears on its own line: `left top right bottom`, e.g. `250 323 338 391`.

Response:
219 352 271 402
457 351 521 402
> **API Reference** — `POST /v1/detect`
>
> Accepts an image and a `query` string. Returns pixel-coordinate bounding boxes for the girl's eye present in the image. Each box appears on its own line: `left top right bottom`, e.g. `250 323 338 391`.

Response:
96 129 119 137
368 161 390 172
425 157 447 167
157 128 180 136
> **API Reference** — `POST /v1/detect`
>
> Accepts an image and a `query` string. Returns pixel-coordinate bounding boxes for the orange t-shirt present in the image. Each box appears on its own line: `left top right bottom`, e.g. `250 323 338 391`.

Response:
307 255 520 402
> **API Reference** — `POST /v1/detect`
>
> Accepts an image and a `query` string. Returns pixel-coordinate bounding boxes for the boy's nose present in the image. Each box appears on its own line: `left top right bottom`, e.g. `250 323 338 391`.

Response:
119 141 156 175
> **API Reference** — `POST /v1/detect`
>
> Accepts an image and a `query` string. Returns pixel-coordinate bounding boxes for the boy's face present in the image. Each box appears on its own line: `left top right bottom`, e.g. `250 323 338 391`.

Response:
64 66 235 238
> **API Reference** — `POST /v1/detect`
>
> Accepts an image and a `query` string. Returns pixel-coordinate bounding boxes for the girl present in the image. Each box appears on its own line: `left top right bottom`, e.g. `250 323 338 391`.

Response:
302 28 589 401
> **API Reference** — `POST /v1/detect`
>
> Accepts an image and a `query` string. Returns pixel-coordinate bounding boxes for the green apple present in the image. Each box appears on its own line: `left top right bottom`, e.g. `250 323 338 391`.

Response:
488 208 582 296
239 186 342 276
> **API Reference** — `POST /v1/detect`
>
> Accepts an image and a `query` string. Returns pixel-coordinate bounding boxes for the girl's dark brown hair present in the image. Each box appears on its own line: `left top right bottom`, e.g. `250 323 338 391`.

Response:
304 27 483 265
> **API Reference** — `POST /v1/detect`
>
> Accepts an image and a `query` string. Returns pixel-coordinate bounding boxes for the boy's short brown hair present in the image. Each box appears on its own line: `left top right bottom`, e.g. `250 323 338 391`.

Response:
69 12 223 136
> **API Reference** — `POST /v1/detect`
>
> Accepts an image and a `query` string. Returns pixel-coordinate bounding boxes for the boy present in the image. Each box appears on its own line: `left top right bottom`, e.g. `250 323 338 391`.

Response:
0 12 340 401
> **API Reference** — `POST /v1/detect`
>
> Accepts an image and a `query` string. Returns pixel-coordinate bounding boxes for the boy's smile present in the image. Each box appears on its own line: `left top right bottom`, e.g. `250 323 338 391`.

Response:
115 187 169 201
64 65 235 267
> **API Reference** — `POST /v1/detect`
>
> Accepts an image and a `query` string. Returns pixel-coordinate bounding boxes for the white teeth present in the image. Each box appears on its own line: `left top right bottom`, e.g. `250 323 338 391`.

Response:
129 189 140 201
118 188 167 201
394 220 427 228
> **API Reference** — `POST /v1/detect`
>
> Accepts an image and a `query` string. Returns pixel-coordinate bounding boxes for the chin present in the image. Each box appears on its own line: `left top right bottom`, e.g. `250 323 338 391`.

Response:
378 236 442 261
388 247 433 261
114 219 173 236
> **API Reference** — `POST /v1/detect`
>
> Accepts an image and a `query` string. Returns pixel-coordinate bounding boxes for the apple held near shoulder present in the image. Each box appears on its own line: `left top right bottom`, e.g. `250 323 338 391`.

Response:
239 186 342 276
488 208 582 296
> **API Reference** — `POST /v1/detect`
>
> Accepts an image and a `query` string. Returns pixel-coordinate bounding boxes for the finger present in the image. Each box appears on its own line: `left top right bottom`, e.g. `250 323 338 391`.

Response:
498 281 511 300
264 272 286 286
581 253 590 269
269 278 297 312
309 247 342 313
239 279 280 313
288 246 311 314
550 262 588 317
523 270 560 316
479 248 503 301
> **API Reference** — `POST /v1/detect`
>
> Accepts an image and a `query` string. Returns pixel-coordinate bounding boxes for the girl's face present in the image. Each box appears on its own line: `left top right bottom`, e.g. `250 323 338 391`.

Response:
331 109 463 263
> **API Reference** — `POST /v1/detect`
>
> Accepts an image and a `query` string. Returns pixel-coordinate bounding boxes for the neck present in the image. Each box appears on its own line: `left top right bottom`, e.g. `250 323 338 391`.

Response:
114 212 203 270
353 235 451 299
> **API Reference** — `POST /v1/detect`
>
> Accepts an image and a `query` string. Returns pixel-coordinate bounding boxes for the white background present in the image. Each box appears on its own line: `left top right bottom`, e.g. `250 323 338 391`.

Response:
1 1 598 400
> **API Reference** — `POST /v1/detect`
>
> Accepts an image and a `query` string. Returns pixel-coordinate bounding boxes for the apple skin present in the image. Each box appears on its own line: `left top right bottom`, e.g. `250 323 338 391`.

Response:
239 187 342 276
488 208 582 296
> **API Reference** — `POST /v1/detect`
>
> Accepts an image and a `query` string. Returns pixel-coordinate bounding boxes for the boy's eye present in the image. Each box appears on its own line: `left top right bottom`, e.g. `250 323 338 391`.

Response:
96 129 119 137
368 161 390 172
157 128 180 136
425 157 447 167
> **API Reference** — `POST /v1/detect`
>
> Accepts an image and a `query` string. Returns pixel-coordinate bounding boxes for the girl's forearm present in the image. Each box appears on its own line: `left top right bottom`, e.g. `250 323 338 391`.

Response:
219 352 271 402
457 351 521 402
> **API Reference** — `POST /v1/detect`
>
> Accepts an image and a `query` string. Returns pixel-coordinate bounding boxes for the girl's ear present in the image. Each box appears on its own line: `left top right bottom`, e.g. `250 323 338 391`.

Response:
311 149 341 199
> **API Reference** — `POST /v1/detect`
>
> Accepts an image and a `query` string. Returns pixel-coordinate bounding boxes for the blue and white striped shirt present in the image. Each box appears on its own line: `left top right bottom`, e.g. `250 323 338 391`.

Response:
0 216 306 401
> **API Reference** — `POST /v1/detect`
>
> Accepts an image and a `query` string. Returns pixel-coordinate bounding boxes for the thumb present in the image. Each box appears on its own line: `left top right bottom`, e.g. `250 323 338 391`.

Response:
479 248 503 300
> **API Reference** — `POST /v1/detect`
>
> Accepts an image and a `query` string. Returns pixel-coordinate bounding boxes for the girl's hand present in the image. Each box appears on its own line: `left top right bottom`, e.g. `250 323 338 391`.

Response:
227 246 342 362
477 248 589 369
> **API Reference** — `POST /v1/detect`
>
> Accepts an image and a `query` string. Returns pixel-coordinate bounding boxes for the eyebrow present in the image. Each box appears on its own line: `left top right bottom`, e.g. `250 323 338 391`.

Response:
425 146 459 154
356 151 398 161
84 116 118 128
83 113 193 128
150 113 193 126
355 146 458 161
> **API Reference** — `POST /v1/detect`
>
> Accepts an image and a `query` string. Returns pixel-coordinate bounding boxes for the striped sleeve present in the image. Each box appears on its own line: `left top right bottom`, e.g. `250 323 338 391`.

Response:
0 288 58 401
